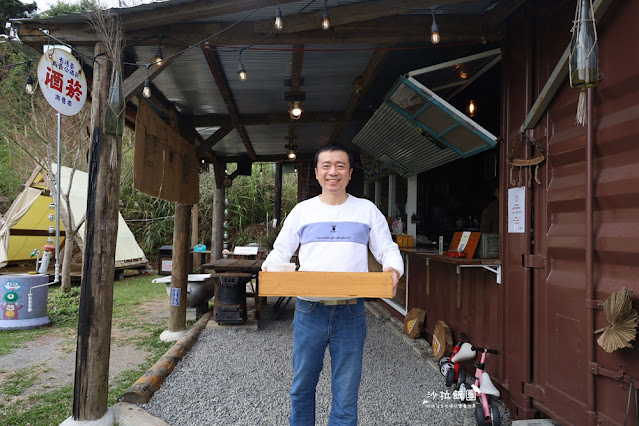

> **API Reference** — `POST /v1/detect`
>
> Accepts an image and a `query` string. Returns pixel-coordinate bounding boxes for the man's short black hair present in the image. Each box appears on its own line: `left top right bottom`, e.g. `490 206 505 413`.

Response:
314 143 354 169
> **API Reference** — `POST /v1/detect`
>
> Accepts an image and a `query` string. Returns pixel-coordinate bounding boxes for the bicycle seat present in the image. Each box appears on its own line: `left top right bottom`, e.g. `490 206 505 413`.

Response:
480 372 501 397
451 342 476 362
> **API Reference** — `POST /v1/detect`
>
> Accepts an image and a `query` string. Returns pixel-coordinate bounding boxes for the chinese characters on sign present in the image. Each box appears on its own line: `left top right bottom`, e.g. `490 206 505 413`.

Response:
37 48 87 116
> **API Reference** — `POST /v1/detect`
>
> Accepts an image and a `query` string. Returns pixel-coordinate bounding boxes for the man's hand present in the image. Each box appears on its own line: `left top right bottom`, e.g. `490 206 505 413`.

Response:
384 267 399 297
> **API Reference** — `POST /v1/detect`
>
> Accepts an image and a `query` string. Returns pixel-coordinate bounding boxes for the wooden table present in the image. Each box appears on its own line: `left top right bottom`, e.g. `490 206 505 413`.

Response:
202 258 264 319
202 258 264 274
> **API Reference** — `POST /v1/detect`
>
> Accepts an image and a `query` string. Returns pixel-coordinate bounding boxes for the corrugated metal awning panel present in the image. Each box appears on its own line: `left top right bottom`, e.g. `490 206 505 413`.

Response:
353 74 497 177
353 103 458 177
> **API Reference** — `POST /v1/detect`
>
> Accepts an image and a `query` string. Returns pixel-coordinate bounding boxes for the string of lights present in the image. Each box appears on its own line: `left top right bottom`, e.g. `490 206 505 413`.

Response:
0 0 477 93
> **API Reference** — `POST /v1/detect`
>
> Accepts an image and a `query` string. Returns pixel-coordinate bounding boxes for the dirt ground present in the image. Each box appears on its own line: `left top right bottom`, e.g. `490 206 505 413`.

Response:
0 297 170 398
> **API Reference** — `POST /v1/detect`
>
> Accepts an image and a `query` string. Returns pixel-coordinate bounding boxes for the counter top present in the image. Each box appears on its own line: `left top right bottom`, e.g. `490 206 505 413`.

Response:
400 248 501 266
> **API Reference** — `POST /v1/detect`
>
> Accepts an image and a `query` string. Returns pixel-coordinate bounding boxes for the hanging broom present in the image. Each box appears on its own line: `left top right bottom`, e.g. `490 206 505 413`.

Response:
594 288 638 353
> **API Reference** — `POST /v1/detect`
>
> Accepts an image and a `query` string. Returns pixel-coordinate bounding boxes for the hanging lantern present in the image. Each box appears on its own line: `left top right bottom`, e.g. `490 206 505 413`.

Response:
569 0 598 126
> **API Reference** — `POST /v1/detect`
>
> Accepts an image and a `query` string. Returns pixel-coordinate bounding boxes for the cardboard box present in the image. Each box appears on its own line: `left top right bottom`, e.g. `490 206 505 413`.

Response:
258 271 393 298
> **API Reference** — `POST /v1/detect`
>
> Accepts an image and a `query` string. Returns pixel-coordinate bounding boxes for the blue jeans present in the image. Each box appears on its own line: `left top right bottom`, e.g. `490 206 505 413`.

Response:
290 298 367 426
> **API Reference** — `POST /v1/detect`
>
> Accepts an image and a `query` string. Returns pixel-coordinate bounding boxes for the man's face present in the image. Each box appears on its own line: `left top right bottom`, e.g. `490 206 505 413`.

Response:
315 150 353 195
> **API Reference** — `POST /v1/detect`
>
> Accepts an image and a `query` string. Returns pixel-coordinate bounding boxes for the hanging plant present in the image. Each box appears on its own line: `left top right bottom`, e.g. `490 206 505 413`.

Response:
569 0 598 126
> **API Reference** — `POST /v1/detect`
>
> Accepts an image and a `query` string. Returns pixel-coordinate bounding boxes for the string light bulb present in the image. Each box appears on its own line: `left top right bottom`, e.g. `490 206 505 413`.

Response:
289 101 303 119
25 75 35 95
321 1 330 30
237 49 247 81
154 38 164 65
467 99 477 117
274 4 283 30
430 12 440 44
25 61 34 95
287 148 297 161
142 78 152 98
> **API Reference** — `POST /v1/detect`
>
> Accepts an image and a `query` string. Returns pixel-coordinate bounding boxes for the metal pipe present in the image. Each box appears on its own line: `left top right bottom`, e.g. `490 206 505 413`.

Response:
585 87 596 423
55 112 61 283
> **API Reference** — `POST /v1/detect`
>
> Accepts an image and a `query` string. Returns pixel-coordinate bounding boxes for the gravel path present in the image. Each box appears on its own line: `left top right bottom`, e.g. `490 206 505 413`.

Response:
143 300 511 425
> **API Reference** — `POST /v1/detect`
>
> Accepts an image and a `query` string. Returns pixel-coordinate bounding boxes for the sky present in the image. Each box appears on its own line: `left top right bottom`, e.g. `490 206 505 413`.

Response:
34 0 151 14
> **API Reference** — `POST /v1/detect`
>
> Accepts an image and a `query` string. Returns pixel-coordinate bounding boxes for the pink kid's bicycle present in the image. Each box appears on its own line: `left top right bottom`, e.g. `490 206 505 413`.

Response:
470 346 501 425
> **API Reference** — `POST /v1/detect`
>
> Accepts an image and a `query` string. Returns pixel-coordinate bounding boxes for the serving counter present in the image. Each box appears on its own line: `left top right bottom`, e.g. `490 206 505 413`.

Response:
399 248 501 310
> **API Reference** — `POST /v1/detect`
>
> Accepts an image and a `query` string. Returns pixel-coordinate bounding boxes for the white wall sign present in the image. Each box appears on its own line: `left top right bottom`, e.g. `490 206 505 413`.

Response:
37 48 87 116
508 186 526 233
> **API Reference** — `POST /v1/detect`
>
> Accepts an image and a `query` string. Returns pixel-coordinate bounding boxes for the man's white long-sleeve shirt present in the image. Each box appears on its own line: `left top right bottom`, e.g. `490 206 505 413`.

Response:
262 195 404 290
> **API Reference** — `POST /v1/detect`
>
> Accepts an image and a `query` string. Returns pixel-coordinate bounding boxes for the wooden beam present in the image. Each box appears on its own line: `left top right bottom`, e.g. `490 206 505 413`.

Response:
291 44 304 91
73 41 119 422
122 48 182 102
222 153 315 162
201 43 256 161
329 43 393 144
253 0 479 33
18 15 499 46
169 203 190 333
121 0 301 32
485 0 528 27
119 311 212 404
191 111 372 127
196 122 233 157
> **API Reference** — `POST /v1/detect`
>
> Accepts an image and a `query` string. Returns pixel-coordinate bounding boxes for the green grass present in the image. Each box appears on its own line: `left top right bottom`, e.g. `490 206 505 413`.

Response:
1 367 40 396
0 273 174 425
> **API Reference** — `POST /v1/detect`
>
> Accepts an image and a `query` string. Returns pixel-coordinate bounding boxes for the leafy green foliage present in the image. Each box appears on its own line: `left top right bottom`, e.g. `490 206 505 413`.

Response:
197 162 297 250
42 0 98 17
0 0 36 21
46 286 81 327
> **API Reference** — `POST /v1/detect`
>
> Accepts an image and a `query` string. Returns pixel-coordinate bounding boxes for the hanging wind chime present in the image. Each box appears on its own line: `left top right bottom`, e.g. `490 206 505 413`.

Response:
507 134 545 188
569 0 598 126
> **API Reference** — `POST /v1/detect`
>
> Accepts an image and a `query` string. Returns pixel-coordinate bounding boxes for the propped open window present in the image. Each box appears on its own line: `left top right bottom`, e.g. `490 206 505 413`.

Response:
354 49 501 177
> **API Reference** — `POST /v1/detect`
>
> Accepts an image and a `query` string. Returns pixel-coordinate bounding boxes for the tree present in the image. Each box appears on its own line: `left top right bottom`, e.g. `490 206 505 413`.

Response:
0 0 36 21
42 0 97 17
0 42 90 291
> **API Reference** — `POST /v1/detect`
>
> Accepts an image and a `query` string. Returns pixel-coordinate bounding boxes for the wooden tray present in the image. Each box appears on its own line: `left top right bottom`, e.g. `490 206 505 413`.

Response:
258 271 393 298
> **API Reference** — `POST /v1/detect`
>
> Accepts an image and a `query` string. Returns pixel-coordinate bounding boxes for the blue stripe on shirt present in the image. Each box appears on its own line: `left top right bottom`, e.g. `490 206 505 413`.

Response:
298 221 370 245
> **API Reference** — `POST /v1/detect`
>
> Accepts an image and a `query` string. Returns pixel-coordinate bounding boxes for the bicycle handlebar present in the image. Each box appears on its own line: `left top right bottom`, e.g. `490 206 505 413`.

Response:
471 346 499 355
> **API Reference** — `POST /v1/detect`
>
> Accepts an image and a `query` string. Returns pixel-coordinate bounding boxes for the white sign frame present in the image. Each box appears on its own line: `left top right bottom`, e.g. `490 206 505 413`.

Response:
37 48 87 116
508 186 526 233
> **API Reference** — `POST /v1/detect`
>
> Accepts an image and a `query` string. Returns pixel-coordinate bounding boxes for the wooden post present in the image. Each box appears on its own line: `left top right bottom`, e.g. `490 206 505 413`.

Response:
274 162 282 227
72 42 121 421
191 204 200 270
169 203 190 333
211 159 225 261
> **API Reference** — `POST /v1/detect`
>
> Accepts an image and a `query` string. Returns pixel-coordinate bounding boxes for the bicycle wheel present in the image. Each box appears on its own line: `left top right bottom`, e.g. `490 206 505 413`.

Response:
475 403 486 425
445 367 455 387
457 370 467 388
490 404 501 426
438 356 450 374
458 381 469 402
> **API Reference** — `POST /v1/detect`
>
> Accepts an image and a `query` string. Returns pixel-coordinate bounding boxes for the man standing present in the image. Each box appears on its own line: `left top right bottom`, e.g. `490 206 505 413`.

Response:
262 143 403 425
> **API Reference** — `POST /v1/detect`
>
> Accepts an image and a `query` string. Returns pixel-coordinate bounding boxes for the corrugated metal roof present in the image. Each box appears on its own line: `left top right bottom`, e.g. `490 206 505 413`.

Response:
13 0 504 167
